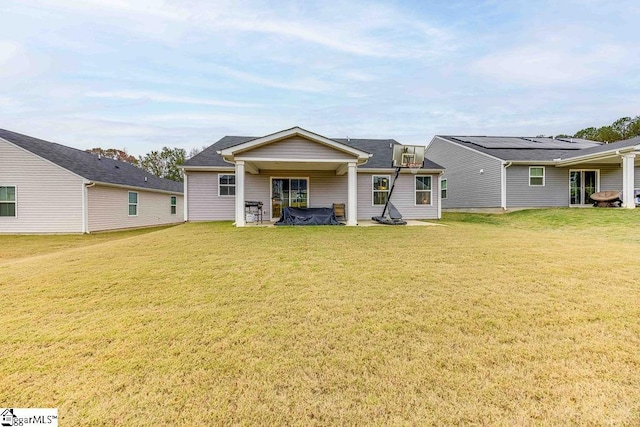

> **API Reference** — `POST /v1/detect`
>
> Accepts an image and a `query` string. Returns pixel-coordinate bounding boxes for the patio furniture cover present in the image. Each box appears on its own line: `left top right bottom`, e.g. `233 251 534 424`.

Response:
275 207 343 226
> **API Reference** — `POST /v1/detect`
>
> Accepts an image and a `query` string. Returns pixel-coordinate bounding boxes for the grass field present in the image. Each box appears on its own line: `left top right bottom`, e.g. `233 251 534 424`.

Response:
1 209 639 425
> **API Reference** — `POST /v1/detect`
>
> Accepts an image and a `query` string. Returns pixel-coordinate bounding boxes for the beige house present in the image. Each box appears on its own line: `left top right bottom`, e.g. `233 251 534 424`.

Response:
0 129 184 233
181 127 444 226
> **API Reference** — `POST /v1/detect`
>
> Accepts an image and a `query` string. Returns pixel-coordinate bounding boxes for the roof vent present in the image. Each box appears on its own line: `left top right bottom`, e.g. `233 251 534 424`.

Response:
144 177 148 182
98 154 101 160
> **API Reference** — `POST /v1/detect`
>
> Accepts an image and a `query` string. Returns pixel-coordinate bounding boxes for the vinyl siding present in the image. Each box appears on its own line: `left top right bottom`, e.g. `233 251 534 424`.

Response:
87 185 183 232
599 165 640 190
0 139 84 233
357 172 439 220
187 170 347 221
592 164 622 192
425 137 503 208
247 170 348 219
238 136 357 160
506 165 568 207
506 164 634 208
186 169 439 222
186 171 235 220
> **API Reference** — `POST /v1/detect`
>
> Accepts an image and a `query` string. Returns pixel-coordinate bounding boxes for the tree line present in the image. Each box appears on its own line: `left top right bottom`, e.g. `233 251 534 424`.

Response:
564 115 640 143
86 146 206 182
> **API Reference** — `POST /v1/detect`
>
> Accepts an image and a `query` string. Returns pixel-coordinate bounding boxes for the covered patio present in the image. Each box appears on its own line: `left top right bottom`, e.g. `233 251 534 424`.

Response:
217 127 372 226
555 139 640 208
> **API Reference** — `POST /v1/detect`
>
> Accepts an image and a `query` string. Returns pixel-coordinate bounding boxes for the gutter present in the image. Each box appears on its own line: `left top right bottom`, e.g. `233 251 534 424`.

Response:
89 180 183 196
553 144 640 166
501 162 512 210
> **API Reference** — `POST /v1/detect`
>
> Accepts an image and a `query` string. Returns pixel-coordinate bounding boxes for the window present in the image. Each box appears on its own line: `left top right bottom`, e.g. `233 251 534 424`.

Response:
170 196 177 215
219 174 236 196
415 176 432 205
529 167 545 186
128 191 138 216
0 186 16 217
441 179 447 199
372 175 390 205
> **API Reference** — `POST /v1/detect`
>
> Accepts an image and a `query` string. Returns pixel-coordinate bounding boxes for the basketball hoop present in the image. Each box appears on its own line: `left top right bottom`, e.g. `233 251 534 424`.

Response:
392 145 426 174
406 162 422 174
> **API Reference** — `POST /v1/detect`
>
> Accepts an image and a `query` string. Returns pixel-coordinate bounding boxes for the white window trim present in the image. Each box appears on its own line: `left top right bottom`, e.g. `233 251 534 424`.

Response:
218 173 236 197
441 178 447 199
569 169 600 206
372 175 391 206
170 195 177 215
270 177 311 220
414 175 432 206
529 166 545 187
0 184 17 218
128 191 138 217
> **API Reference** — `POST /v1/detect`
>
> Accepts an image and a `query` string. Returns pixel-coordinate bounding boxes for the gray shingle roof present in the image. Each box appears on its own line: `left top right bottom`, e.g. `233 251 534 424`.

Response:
436 135 602 161
183 135 444 170
0 129 183 193
559 136 640 160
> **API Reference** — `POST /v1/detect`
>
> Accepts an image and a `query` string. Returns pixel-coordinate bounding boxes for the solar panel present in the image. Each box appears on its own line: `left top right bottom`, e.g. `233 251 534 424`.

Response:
450 136 599 150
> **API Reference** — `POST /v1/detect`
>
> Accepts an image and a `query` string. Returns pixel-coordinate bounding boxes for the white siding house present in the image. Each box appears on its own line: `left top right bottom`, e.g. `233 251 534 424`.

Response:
0 129 184 233
0 139 85 233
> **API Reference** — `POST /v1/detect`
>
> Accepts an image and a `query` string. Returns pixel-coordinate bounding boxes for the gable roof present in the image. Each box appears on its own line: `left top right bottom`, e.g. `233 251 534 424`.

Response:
219 127 372 161
434 135 602 162
0 129 183 193
183 131 444 170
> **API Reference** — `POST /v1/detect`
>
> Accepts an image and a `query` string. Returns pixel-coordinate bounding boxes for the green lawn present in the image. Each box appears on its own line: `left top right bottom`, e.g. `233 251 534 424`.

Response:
1 210 639 425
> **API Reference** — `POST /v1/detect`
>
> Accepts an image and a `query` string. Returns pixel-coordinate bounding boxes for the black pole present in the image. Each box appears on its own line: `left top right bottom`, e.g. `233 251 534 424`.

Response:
381 167 401 217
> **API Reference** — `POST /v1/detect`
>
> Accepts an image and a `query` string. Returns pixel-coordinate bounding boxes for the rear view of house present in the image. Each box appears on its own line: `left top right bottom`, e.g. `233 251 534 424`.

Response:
426 135 640 211
181 126 445 226
0 129 184 233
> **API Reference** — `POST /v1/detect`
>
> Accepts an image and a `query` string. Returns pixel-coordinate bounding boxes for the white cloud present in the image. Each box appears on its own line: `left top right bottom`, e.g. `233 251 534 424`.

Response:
471 43 627 85
85 91 261 108
0 40 40 79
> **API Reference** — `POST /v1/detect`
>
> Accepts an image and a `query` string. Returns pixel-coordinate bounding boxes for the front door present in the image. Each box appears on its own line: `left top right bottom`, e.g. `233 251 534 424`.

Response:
569 170 598 205
271 178 308 219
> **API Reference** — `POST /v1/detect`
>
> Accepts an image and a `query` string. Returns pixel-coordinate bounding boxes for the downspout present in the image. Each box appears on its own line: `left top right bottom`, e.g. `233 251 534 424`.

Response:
501 162 512 210
437 171 444 220
183 172 188 222
83 182 95 233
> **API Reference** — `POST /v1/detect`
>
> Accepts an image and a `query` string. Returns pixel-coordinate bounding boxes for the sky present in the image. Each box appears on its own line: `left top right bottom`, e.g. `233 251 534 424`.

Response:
1 0 639 156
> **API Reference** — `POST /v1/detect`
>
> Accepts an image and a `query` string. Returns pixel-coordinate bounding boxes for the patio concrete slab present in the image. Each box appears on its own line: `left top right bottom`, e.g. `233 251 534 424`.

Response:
244 219 442 227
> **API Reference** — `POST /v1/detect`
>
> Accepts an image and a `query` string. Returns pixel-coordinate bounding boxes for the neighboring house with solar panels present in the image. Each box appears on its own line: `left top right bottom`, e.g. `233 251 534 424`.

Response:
181 126 445 226
0 129 184 233
425 135 640 211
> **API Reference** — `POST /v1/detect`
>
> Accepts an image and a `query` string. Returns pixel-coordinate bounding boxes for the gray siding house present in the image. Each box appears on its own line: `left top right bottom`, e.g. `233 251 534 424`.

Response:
181 127 444 226
425 135 640 211
0 129 184 233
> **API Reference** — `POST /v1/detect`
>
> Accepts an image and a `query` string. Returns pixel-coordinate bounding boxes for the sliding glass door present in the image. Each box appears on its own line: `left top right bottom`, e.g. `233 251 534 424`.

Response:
271 178 308 219
570 170 598 205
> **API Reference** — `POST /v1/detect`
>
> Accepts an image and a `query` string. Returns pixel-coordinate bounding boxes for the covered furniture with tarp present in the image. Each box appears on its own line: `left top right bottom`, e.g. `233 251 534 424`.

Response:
275 206 344 226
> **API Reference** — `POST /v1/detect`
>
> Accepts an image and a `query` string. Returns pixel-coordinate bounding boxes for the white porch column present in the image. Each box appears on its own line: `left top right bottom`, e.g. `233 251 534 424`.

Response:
622 153 636 209
347 162 357 226
235 161 246 226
